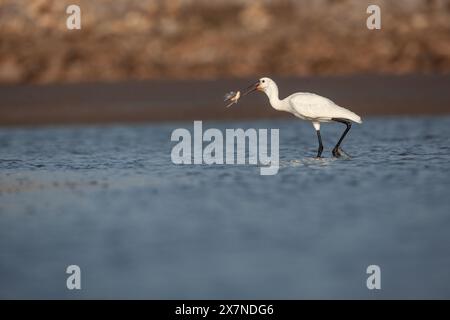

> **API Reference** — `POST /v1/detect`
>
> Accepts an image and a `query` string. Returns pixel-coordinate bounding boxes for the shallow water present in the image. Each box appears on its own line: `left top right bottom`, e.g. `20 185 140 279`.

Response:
1 116 450 299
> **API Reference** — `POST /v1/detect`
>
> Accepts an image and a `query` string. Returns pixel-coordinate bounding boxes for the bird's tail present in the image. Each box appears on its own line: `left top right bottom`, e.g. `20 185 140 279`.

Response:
352 114 363 124
348 112 362 124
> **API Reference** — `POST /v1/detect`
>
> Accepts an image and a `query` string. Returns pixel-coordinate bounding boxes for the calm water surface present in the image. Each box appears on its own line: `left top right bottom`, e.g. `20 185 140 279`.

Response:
1 116 449 298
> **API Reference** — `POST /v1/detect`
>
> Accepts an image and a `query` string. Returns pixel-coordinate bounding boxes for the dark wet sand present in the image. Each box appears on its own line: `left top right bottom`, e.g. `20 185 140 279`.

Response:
0 75 449 126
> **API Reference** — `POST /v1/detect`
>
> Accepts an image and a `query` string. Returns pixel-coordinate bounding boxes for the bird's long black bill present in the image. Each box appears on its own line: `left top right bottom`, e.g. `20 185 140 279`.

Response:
242 81 260 96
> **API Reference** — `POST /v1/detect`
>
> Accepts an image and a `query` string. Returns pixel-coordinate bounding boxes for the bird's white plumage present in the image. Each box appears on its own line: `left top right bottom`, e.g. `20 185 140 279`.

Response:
257 77 362 125
241 77 361 158
287 92 362 123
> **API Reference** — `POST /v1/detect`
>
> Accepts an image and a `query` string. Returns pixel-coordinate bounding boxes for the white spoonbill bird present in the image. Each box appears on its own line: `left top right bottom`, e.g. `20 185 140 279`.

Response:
242 77 362 158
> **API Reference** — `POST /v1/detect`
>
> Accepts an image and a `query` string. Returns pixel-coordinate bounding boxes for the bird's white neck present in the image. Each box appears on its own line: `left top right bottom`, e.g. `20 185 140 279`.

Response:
263 82 286 111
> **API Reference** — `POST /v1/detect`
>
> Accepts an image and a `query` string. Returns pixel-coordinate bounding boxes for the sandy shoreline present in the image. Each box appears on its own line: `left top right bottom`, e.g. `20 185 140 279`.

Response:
0 74 449 126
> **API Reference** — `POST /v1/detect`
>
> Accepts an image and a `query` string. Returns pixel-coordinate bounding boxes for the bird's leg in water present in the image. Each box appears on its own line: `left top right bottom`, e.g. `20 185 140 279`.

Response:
316 130 324 158
332 118 352 158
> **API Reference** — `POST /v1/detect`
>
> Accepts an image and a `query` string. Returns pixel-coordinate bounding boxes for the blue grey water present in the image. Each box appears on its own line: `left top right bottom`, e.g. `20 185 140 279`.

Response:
0 116 450 299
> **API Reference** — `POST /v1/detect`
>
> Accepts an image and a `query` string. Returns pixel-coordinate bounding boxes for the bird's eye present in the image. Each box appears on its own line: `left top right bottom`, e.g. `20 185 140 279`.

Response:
262 80 265 83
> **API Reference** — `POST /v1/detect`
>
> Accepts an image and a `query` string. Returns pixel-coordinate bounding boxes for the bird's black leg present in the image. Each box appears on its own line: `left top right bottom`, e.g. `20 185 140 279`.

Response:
316 130 324 158
331 118 351 158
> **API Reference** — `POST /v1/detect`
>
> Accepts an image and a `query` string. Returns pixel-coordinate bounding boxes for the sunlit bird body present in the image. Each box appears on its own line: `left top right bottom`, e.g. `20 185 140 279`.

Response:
243 77 362 158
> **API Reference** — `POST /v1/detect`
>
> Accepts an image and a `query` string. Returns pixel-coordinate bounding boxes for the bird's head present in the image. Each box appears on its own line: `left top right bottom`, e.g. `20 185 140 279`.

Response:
243 77 274 96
